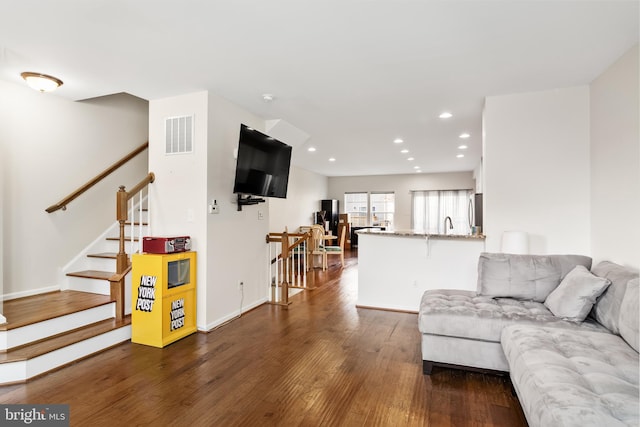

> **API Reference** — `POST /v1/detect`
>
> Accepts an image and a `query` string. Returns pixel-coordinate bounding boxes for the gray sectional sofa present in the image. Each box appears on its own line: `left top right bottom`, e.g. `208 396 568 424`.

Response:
418 253 639 427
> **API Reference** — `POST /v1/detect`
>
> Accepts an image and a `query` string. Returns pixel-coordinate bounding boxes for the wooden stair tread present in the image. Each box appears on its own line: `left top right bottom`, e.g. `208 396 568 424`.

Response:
87 252 118 259
0 315 131 363
106 236 140 241
124 221 148 226
0 291 114 330
66 270 115 280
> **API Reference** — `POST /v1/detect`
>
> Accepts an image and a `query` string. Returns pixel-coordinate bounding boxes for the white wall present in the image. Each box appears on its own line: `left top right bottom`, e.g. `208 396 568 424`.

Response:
148 91 210 329
590 45 639 269
206 92 268 330
269 166 328 233
328 172 474 230
483 87 591 255
0 81 149 298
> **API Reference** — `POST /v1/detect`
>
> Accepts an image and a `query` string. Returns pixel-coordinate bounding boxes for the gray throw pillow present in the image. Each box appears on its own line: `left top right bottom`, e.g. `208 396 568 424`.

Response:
544 265 611 322
618 278 639 352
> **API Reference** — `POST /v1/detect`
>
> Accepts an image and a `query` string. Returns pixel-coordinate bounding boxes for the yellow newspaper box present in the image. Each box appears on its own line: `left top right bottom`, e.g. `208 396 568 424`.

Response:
131 251 197 347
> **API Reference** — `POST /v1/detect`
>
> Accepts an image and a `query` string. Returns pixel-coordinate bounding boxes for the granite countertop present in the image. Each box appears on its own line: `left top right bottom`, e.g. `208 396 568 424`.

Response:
355 229 486 240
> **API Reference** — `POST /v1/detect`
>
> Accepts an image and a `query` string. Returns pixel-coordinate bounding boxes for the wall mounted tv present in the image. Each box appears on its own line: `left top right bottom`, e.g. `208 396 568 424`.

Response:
233 124 292 208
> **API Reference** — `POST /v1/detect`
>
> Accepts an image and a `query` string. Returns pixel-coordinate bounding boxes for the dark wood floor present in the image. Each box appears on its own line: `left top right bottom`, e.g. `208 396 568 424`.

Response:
0 251 527 426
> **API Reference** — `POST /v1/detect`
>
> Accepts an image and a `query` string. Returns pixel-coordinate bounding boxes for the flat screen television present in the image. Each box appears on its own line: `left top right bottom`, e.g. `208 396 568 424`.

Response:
233 124 292 199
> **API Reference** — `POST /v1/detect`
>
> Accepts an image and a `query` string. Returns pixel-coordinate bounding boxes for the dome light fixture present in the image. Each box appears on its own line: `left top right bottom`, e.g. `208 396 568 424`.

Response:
21 72 63 92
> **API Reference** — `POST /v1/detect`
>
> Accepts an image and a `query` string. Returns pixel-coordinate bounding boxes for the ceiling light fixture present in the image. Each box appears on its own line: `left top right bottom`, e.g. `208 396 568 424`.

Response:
393 138 403 144
458 145 468 150
413 166 420 169
21 71 63 92
407 157 414 161
328 157 336 162
459 133 470 139
439 112 453 119
262 93 274 102
400 149 409 154
457 154 465 158
307 147 316 152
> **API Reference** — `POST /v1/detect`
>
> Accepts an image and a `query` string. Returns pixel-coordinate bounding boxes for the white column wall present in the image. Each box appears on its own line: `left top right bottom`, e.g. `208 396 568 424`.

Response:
483 87 591 255
148 91 210 330
590 45 639 269
206 91 268 330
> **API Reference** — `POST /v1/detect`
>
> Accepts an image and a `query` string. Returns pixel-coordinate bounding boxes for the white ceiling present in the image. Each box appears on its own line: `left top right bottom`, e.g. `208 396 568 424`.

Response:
1 1 638 177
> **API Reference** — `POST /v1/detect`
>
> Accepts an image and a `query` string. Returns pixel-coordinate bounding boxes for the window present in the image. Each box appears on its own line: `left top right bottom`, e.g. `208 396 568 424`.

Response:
370 192 394 228
344 192 395 228
411 189 472 234
344 192 368 227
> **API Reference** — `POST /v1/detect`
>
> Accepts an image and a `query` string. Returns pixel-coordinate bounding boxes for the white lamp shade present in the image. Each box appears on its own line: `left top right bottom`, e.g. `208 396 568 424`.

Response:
501 231 529 254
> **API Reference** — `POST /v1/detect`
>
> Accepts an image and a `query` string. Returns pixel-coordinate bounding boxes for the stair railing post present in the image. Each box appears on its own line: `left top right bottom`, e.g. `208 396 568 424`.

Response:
116 185 129 273
280 231 290 307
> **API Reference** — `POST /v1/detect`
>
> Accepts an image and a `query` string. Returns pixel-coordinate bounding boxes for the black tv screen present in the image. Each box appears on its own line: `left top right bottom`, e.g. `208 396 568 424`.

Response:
233 124 292 198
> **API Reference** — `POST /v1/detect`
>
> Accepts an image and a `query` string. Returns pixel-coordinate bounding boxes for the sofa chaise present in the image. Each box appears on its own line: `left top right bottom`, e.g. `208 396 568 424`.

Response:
418 253 639 427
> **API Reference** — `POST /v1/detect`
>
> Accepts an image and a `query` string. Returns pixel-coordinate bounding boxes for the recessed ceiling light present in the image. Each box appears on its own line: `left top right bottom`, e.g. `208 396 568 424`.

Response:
413 166 420 169
407 157 414 161
459 133 470 139
439 112 453 119
307 147 316 152
415 170 422 173
262 93 274 102
456 154 465 158
328 157 336 162
393 138 403 144
458 145 468 150
400 149 409 154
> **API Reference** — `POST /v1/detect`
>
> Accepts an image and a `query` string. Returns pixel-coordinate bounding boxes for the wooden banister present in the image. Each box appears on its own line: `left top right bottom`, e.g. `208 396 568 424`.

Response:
112 172 155 320
46 141 149 213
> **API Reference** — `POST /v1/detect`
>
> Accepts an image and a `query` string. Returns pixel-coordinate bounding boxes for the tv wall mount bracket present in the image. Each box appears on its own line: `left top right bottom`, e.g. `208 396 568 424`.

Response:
237 194 265 211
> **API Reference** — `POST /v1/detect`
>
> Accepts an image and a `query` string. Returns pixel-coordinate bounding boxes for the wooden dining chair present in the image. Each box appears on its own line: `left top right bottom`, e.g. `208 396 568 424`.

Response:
324 224 346 269
309 224 327 270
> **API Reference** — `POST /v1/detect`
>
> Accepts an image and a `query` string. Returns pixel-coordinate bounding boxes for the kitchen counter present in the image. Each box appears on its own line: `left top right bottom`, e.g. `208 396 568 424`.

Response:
356 229 485 240
356 230 486 312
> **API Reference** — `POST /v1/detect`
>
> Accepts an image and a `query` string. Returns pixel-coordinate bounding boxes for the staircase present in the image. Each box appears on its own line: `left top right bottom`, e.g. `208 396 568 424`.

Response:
0 210 150 384
64 216 148 298
0 291 131 384
0 149 154 384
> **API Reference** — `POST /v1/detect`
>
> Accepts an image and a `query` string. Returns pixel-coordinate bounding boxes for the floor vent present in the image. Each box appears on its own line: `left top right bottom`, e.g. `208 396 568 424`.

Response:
165 115 194 154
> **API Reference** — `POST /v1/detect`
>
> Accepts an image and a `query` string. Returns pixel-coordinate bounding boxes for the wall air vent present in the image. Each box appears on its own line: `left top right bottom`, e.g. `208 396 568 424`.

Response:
165 115 194 154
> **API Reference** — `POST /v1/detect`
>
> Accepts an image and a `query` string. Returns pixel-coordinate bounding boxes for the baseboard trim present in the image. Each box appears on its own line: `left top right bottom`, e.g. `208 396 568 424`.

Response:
200 297 268 332
2 286 60 301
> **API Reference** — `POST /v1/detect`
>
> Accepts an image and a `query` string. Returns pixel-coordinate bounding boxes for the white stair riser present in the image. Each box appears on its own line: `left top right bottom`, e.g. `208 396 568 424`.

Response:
0 325 131 384
0 303 115 351
84 258 117 272
67 277 111 295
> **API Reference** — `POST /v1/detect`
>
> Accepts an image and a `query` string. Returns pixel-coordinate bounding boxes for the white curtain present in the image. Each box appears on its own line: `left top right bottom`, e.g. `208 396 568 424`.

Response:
411 190 472 234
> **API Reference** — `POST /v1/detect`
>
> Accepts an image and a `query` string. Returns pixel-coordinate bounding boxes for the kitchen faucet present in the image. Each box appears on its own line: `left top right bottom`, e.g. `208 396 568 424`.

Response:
444 216 453 234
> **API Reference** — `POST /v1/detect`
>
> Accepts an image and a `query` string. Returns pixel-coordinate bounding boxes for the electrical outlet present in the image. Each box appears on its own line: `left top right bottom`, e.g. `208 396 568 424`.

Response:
257 210 264 220
209 199 219 214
